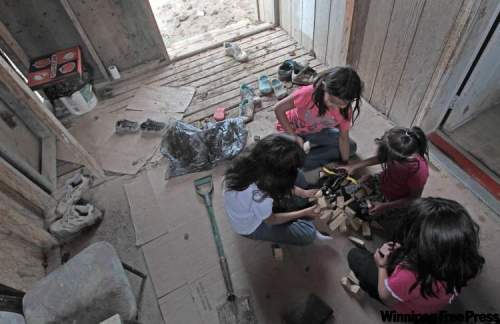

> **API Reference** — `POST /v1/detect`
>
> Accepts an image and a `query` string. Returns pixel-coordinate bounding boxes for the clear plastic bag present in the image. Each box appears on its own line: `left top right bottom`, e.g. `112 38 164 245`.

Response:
160 118 248 178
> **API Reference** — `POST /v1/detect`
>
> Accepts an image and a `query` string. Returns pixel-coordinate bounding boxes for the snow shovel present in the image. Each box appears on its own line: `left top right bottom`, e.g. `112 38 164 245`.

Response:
194 175 257 324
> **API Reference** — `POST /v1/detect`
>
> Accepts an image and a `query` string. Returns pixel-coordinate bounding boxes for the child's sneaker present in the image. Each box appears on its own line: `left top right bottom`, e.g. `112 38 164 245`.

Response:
278 61 294 82
293 66 317 85
140 119 166 135
115 119 139 135
238 98 255 123
50 202 103 242
223 42 248 62
271 79 288 100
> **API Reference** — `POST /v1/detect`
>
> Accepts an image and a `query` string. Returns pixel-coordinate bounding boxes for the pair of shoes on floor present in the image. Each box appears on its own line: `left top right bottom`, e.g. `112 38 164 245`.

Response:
116 119 166 135
50 200 103 243
55 173 92 217
224 42 248 62
258 75 288 99
239 83 256 123
278 59 317 85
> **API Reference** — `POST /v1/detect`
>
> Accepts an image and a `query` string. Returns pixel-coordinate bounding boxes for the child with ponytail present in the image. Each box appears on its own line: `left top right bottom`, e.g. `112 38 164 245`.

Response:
275 66 363 170
341 127 429 216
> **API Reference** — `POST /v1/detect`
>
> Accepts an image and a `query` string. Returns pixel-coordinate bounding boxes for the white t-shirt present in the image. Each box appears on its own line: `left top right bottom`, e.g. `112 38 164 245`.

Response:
223 183 273 235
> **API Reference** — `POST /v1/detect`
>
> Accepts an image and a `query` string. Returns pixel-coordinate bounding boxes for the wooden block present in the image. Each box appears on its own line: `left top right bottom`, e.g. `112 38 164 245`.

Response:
328 213 346 232
347 271 360 285
336 196 345 208
318 196 328 209
348 217 361 231
350 284 361 295
308 196 317 203
331 207 343 219
272 244 283 261
339 220 347 233
315 190 323 198
320 210 332 220
344 206 356 217
348 236 365 249
361 221 372 239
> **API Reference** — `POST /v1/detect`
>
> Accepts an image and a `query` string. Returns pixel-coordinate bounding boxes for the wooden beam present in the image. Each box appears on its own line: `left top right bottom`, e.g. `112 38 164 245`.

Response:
0 155 56 213
0 20 29 71
141 0 170 63
340 0 356 65
0 190 58 249
0 54 106 179
59 0 111 81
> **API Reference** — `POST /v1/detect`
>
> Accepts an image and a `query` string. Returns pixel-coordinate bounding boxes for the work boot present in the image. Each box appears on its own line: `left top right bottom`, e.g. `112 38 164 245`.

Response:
50 202 103 242
55 173 92 217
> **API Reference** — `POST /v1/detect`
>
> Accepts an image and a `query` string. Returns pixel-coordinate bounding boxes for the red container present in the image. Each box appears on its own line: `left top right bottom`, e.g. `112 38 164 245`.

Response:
28 47 83 90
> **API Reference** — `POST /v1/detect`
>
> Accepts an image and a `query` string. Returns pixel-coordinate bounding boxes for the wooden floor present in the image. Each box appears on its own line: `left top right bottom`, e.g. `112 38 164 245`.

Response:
97 27 328 127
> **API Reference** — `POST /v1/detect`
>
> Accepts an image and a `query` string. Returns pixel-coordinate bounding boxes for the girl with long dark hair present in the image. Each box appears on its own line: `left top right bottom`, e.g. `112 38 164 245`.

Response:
275 66 363 170
223 134 328 245
347 197 485 314
341 126 429 216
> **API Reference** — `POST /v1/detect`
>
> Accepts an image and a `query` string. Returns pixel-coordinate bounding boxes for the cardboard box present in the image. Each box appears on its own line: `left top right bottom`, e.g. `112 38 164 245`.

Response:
28 47 83 90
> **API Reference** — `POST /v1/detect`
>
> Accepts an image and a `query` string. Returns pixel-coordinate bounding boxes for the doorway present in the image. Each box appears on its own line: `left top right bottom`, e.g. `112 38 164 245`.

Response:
149 0 259 59
440 12 500 181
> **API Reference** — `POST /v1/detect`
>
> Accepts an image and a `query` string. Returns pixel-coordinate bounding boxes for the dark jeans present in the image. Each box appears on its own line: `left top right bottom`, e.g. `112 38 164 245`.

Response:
245 194 317 246
300 128 357 171
347 247 382 302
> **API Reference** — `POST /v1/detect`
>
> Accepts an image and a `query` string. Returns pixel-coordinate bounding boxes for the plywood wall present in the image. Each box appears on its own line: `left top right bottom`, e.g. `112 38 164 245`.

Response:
279 0 351 67
278 0 483 129
0 0 166 80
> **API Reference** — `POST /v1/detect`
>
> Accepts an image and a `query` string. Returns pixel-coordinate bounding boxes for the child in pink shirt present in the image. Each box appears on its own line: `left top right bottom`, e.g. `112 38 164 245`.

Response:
347 198 485 314
275 66 363 170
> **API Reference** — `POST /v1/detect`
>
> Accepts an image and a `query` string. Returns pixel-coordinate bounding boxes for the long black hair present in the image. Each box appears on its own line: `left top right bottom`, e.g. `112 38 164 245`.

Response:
312 66 363 123
376 126 428 172
388 198 485 298
224 134 305 201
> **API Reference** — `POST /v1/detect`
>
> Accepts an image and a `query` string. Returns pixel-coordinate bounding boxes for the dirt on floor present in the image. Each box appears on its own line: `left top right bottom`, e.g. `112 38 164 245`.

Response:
149 0 258 47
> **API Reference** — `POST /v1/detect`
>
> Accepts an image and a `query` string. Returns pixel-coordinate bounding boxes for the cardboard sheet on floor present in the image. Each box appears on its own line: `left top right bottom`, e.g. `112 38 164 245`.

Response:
56 86 195 175
123 172 168 246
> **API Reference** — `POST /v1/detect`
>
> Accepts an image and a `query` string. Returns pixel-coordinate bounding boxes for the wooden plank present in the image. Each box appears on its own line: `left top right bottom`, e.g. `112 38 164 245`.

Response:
0 55 105 179
326 0 347 67
0 155 56 212
0 1 105 80
356 0 394 100
41 135 57 193
370 0 425 114
339 0 356 66
140 0 170 62
67 0 165 71
59 0 110 81
280 0 292 33
388 0 463 127
0 190 57 249
313 0 332 63
301 0 316 50
292 0 303 43
346 0 370 68
419 0 499 131
169 44 305 89
0 20 29 71
168 23 274 61
105 30 289 98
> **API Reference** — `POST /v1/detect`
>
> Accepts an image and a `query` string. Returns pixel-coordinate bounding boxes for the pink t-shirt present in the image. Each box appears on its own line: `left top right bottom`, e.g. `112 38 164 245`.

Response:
386 264 457 314
276 85 352 134
380 155 429 201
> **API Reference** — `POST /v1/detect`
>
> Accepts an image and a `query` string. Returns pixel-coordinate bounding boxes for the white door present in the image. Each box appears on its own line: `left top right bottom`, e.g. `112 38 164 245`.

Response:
443 12 500 131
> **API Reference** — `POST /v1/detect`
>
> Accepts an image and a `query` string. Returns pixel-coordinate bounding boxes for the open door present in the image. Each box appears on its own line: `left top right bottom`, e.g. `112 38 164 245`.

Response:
441 10 500 179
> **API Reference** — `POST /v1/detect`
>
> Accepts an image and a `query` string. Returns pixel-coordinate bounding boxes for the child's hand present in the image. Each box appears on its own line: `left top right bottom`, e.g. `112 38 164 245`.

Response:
369 201 387 215
336 164 356 175
374 242 400 268
294 135 304 148
302 188 319 198
302 204 322 218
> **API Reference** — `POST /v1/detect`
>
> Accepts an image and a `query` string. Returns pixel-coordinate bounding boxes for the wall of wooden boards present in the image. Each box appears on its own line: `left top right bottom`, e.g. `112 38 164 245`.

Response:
278 0 495 130
0 0 166 81
279 0 351 67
